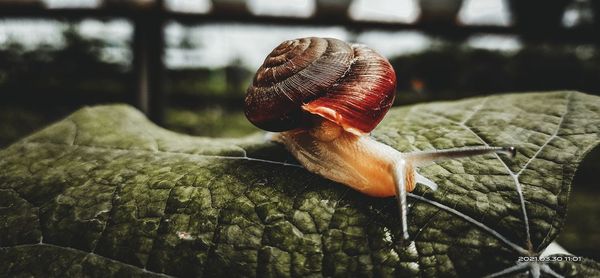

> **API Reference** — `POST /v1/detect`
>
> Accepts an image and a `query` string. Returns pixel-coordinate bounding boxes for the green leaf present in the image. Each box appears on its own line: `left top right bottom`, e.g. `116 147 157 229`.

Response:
547 255 600 277
1 91 599 277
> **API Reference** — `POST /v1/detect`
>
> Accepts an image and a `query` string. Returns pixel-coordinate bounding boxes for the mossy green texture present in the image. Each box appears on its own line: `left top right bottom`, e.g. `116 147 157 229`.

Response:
0 91 599 277
549 255 600 277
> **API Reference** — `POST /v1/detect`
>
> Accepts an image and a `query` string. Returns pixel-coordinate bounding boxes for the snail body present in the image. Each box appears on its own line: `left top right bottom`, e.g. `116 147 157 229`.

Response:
271 118 401 197
245 37 515 239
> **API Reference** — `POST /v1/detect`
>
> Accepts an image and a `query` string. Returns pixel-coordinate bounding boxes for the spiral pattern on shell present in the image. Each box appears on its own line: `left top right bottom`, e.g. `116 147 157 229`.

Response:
245 37 396 135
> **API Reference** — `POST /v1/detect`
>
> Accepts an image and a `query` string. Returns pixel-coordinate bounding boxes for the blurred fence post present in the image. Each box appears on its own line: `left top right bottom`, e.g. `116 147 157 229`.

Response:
132 0 166 124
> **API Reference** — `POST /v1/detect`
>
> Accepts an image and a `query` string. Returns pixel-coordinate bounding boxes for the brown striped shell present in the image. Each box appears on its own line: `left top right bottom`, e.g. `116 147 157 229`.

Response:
245 37 396 135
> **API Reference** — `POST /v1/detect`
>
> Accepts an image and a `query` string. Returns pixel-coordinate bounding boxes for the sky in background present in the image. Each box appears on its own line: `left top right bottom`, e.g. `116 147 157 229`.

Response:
0 0 587 69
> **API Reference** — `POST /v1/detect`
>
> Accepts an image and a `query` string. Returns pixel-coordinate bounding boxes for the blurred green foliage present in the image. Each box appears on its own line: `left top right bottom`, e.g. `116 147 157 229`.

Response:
391 44 600 104
164 106 259 137
0 27 132 146
557 146 600 260
0 106 45 147
0 28 130 97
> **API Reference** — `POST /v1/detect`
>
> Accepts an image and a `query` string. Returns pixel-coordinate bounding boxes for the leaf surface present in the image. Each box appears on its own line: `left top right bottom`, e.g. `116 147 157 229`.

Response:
1 91 599 277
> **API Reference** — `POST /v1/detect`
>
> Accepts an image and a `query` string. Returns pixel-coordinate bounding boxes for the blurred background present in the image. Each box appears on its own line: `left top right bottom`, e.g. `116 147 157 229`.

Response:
0 0 598 260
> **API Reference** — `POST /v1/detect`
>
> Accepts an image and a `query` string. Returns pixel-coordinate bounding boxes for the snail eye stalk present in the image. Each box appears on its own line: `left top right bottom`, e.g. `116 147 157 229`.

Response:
393 146 516 240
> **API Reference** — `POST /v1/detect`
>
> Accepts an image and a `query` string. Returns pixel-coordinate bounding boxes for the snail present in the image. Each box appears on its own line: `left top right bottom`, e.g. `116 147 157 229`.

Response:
245 37 515 239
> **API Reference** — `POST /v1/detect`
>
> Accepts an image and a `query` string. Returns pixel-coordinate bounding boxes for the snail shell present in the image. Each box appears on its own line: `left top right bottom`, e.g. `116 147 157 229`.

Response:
245 37 396 135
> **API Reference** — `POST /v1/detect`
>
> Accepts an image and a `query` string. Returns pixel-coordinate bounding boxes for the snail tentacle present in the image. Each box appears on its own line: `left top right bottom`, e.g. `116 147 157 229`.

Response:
393 159 412 240
415 172 439 191
404 146 517 166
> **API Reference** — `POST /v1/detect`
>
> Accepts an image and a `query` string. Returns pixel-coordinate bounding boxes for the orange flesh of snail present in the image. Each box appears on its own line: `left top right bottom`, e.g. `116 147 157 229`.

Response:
272 118 405 198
